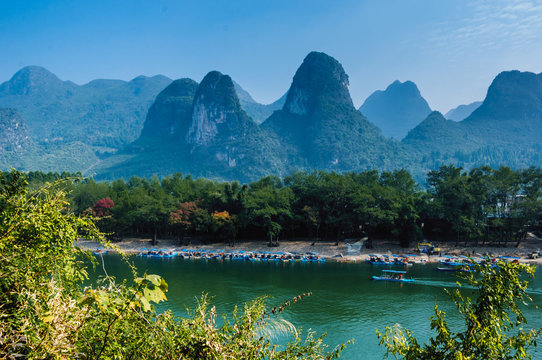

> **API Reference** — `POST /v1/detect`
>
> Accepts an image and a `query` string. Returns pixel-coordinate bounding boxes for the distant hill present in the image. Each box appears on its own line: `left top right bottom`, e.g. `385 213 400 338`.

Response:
0 66 172 171
402 111 482 167
403 70 542 171
445 101 482 121
0 66 172 148
359 80 431 140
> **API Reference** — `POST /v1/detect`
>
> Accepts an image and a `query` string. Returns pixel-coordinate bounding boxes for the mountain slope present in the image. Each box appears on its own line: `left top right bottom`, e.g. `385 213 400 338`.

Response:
263 51 406 171
359 80 431 140
96 71 286 181
0 108 32 151
0 66 172 148
0 108 36 170
403 71 542 170
137 78 199 144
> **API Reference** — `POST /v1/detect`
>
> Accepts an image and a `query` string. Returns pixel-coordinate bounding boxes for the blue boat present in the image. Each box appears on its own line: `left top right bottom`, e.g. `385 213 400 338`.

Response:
366 255 392 265
372 270 414 282
439 258 472 267
93 247 108 255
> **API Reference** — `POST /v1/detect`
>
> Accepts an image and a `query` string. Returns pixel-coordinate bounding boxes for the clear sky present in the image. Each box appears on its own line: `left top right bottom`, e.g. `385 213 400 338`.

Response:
1 0 542 112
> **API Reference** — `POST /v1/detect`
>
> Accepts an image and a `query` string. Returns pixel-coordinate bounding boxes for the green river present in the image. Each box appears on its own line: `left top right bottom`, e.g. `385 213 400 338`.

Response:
92 255 542 359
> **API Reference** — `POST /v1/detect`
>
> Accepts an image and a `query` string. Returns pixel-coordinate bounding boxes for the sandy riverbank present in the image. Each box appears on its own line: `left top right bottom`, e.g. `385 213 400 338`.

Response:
76 236 542 265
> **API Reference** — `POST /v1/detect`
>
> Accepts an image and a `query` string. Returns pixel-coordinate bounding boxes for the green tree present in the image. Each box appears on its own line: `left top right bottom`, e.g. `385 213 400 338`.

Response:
300 205 320 243
349 170 399 249
380 170 422 247
285 171 327 242
511 167 542 246
241 176 293 246
0 170 346 359
378 260 540 359
426 165 477 245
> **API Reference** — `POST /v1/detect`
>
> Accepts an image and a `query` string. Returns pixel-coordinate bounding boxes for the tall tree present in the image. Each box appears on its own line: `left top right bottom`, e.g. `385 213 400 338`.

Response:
241 176 293 246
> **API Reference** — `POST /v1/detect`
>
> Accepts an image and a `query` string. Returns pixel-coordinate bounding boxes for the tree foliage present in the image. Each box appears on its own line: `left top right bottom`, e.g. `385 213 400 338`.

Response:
378 260 540 359
13 164 542 248
0 169 346 359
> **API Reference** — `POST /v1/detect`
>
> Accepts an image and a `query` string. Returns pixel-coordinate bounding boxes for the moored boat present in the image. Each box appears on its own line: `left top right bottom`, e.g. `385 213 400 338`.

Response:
93 247 108 255
437 266 474 272
372 270 414 282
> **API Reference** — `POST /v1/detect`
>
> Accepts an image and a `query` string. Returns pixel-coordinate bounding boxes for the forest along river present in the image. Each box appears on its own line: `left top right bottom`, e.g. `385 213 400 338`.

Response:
90 255 542 360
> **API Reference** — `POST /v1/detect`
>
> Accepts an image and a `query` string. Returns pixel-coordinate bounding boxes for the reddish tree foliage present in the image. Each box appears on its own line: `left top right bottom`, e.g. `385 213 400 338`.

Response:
92 197 115 217
170 201 198 226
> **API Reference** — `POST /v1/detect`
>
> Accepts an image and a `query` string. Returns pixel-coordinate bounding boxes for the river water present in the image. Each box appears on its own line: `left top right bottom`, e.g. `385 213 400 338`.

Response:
92 255 542 359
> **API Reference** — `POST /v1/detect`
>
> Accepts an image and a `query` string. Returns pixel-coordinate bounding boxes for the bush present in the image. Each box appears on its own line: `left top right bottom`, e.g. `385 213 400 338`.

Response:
0 169 345 359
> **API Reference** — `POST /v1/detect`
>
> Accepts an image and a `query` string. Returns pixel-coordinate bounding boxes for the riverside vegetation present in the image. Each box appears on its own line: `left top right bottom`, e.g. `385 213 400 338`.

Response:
23 164 542 249
0 169 347 359
378 259 540 359
1 168 540 359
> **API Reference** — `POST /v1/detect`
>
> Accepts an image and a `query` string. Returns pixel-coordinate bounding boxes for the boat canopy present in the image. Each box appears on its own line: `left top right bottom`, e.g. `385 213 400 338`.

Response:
382 270 407 273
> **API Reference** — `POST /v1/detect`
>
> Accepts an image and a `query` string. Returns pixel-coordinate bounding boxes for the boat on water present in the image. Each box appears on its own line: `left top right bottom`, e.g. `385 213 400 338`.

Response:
138 248 178 258
366 254 413 266
133 248 325 263
437 266 474 272
366 254 391 265
137 248 149 256
372 270 414 282
93 247 108 255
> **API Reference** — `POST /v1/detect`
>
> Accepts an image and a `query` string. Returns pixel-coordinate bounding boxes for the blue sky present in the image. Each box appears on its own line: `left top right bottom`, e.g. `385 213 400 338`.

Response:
1 0 542 112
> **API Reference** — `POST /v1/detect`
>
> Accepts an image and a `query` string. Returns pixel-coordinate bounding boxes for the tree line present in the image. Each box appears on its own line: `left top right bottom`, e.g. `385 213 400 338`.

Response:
20 165 542 248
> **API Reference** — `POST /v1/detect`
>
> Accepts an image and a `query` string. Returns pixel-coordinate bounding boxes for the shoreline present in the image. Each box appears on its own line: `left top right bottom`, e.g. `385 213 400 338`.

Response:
76 237 542 265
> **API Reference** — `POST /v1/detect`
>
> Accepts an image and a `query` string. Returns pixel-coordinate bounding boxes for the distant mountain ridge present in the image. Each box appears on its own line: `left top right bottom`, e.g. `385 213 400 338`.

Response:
97 52 406 181
0 66 290 173
234 81 286 124
0 66 172 147
3 57 542 183
445 101 482 121
359 80 431 140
